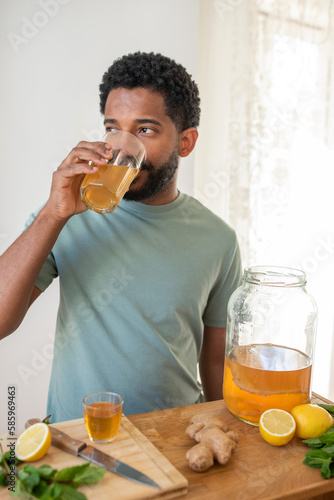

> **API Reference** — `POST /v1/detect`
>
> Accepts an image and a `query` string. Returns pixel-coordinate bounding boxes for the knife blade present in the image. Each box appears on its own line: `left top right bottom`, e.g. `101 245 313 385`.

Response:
26 418 161 490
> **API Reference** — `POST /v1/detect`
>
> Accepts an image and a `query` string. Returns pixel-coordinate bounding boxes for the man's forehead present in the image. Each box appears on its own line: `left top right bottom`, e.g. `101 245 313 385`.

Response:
104 87 168 119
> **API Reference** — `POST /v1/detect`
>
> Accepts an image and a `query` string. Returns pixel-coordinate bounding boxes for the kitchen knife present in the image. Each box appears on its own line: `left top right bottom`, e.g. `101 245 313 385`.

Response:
25 419 161 490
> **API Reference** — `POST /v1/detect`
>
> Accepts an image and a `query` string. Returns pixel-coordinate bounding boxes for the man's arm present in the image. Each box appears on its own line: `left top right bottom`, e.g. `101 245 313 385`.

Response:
0 140 113 340
0 210 68 338
199 325 226 401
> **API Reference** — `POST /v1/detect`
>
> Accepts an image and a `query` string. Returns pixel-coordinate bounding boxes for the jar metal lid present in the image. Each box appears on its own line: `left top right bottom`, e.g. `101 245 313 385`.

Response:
244 266 307 287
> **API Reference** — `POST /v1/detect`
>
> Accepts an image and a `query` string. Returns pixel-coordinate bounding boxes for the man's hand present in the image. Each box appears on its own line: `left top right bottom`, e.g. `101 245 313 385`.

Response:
43 140 112 222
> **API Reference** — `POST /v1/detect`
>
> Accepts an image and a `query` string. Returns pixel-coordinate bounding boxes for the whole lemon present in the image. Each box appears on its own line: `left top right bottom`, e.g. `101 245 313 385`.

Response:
291 404 333 439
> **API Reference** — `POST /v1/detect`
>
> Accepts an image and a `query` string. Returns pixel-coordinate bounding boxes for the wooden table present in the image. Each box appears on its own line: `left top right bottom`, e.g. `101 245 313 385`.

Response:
1 394 333 499
128 393 334 500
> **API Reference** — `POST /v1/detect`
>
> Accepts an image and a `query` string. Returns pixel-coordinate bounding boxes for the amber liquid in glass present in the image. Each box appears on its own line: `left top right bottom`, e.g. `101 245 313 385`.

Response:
84 401 122 441
80 164 139 213
223 344 312 424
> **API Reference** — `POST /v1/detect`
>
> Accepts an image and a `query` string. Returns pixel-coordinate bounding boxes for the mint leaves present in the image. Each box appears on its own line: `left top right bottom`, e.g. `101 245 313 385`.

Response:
0 449 106 499
302 403 334 479
303 449 334 479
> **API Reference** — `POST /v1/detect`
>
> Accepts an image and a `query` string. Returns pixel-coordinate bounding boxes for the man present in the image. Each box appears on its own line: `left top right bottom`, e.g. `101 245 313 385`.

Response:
0 52 242 422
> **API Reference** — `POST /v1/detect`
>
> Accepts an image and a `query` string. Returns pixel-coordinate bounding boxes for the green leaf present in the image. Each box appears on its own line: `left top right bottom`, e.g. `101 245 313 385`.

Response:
36 482 62 500
56 483 87 500
30 479 50 498
49 483 62 499
303 457 323 468
55 462 90 483
322 444 334 454
10 478 37 499
302 437 323 448
19 465 38 475
0 469 7 487
18 465 40 493
321 457 333 479
319 432 334 445
37 465 57 481
303 449 332 469
303 427 334 449
72 465 106 487
306 449 332 459
2 460 105 498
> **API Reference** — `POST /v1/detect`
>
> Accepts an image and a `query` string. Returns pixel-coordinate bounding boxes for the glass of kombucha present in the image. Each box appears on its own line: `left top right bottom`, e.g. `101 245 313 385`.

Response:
83 391 123 443
80 130 146 214
223 266 318 425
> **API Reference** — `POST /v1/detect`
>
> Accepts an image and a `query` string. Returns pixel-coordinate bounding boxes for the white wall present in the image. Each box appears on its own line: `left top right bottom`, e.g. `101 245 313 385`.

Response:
0 0 200 432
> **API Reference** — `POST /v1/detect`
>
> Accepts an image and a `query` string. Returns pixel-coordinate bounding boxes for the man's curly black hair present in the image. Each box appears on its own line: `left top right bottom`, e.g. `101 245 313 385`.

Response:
99 52 200 132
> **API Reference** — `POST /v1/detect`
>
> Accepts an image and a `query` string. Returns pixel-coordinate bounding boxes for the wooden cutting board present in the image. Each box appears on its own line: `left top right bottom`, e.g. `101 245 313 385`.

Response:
0 415 188 499
129 395 334 500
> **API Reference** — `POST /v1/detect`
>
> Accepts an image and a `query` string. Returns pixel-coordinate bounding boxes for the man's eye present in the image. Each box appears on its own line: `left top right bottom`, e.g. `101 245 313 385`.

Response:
140 127 154 134
105 126 117 132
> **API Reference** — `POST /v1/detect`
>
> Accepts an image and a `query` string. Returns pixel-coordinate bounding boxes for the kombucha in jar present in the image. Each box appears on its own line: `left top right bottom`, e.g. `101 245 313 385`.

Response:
223 267 317 425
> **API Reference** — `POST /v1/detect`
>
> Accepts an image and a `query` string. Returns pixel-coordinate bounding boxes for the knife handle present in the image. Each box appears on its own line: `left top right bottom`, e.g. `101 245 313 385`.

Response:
48 426 87 455
25 418 87 456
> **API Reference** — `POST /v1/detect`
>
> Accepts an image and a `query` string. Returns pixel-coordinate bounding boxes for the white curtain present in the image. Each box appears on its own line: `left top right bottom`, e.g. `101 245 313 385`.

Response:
196 0 334 399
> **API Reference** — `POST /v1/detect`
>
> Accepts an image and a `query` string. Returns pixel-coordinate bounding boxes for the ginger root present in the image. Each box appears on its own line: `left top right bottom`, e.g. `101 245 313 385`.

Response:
185 414 238 472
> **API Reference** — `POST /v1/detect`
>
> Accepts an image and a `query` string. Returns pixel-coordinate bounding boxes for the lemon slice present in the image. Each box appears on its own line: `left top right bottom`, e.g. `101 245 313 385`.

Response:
259 409 296 446
291 404 334 439
16 423 51 461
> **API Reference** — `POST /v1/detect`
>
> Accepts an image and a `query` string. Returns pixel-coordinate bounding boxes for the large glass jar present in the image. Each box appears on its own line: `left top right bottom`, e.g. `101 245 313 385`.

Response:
223 266 318 425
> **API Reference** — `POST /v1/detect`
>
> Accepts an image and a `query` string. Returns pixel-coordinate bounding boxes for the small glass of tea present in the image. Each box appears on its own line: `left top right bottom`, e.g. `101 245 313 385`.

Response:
83 391 123 443
80 130 146 214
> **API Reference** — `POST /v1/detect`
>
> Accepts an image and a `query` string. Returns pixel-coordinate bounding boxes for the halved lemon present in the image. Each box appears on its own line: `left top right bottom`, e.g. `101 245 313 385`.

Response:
259 409 296 446
15 423 51 461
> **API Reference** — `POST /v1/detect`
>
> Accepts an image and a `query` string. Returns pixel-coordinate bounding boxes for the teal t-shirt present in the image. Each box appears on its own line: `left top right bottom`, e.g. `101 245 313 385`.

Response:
25 192 242 422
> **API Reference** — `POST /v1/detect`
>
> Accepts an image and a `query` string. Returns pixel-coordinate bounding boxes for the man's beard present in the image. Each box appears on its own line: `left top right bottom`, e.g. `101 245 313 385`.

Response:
124 145 179 202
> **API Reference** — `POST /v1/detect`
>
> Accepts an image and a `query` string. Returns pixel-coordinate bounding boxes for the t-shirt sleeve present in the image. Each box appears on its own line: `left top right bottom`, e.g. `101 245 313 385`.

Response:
202 232 242 328
23 210 58 292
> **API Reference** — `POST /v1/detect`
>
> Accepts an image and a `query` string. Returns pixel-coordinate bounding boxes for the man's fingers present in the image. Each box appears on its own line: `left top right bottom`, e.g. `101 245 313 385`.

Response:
54 163 98 180
76 140 112 154
61 141 112 167
64 148 110 167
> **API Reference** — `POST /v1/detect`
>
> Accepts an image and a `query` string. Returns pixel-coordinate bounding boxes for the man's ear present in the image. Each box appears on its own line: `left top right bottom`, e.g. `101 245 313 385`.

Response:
179 127 199 158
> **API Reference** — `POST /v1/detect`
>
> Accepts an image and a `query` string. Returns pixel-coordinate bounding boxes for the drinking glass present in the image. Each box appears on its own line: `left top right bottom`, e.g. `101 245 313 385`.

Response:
80 130 146 214
83 391 124 443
